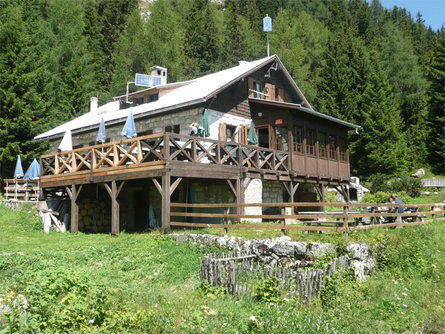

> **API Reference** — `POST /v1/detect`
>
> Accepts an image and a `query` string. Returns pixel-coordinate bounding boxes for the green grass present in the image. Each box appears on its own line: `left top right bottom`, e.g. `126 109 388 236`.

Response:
0 204 444 333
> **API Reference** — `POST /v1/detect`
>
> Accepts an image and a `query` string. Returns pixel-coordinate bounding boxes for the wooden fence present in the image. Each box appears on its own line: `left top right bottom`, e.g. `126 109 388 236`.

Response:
3 179 39 201
199 251 349 304
171 202 445 236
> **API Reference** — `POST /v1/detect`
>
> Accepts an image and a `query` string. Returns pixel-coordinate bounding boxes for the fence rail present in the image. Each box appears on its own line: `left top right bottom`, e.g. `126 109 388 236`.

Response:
171 202 445 236
40 133 290 177
199 252 349 304
3 179 40 201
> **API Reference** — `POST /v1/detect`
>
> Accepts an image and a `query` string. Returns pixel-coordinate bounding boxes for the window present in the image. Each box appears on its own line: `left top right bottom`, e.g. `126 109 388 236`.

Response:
134 97 144 106
148 94 158 103
329 134 337 160
318 132 327 158
254 81 262 98
339 137 347 162
293 126 303 153
305 128 315 156
226 125 237 142
275 127 289 151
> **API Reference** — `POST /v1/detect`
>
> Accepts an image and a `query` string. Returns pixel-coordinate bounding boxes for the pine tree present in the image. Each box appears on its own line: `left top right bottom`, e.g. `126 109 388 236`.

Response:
427 29 445 173
350 63 408 177
223 0 249 67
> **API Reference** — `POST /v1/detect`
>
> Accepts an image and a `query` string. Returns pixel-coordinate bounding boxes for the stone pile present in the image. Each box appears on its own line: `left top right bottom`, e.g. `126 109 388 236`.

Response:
173 234 375 281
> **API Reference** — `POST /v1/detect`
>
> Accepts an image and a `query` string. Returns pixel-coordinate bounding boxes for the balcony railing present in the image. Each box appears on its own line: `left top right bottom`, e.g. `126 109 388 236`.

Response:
40 133 290 178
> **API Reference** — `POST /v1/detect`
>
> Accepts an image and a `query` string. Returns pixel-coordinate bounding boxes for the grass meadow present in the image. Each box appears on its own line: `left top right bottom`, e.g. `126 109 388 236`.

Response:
0 203 444 333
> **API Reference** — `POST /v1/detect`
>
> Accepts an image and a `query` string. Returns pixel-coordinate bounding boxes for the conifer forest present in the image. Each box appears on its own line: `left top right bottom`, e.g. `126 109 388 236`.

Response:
0 0 444 180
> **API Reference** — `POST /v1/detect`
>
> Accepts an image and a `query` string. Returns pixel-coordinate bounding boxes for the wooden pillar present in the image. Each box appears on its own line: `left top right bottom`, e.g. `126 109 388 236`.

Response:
66 184 83 233
227 178 243 224
104 181 125 236
153 174 181 232
161 171 171 232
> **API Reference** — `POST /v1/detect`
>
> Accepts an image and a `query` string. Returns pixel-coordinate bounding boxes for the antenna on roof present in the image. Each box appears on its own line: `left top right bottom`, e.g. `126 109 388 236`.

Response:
263 14 272 57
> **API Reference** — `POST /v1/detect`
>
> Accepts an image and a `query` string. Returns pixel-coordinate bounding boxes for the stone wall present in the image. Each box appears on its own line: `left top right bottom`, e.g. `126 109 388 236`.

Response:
173 234 376 281
49 107 252 153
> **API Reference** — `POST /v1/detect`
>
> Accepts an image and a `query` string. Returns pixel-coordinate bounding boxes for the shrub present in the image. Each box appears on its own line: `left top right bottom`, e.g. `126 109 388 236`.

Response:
391 174 423 197
368 173 390 193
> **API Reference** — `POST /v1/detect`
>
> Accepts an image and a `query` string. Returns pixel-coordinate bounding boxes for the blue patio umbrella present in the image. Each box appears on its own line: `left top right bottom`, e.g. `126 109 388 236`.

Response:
14 155 24 179
97 116 106 143
121 111 137 138
247 121 258 145
198 109 210 138
24 159 40 181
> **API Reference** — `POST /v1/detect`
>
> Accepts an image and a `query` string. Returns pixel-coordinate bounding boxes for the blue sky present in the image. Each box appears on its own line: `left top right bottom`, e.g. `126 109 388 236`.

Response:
378 0 444 31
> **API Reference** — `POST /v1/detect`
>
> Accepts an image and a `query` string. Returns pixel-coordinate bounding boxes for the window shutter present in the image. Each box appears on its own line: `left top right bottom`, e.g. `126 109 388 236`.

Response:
219 123 227 141
265 83 275 101
278 88 284 102
248 77 255 97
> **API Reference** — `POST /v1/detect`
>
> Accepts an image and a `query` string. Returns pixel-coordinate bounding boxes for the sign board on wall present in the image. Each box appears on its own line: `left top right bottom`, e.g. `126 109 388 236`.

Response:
275 119 283 125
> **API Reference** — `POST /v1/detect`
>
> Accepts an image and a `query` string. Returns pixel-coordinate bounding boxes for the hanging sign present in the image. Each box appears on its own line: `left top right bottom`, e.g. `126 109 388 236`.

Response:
275 119 283 125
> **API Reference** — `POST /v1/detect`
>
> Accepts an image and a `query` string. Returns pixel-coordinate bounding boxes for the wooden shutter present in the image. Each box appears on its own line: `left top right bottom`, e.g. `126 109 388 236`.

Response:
248 77 255 97
265 83 275 101
219 123 227 141
278 88 284 102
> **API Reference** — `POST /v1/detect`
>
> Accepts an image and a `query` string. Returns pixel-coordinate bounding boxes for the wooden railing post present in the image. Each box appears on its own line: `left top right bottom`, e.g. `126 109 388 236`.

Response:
224 208 228 234
343 203 349 237
281 206 286 236
164 133 170 161
432 205 436 220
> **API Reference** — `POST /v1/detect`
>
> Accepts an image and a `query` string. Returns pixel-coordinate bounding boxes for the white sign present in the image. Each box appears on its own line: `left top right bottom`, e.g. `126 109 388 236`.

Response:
135 73 161 87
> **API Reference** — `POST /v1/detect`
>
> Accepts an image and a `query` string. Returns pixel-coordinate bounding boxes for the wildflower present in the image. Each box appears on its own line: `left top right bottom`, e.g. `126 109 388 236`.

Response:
250 315 257 322
400 311 404 315
89 319 94 324
392 279 398 285
402 292 408 297
396 297 401 301
403 304 407 308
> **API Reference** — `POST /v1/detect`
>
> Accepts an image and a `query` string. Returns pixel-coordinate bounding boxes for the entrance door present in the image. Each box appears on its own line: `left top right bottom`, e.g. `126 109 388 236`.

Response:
274 126 289 151
257 126 270 148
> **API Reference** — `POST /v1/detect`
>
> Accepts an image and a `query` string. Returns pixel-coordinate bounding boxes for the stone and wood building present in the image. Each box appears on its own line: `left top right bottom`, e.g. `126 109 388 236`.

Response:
35 55 360 234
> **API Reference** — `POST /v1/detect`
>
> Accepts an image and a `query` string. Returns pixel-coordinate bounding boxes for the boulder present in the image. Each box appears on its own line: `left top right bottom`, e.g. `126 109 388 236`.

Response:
308 243 336 258
347 243 371 260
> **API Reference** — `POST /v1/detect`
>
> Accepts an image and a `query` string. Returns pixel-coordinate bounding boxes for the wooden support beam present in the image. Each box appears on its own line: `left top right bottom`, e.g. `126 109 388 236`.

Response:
170 177 182 196
66 184 83 233
152 178 162 195
161 171 171 232
104 181 124 236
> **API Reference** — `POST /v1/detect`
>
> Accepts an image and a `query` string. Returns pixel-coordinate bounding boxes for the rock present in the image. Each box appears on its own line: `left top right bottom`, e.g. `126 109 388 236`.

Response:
272 242 294 257
351 257 376 281
411 168 425 177
294 242 307 256
347 243 371 260
308 243 336 258
175 234 189 244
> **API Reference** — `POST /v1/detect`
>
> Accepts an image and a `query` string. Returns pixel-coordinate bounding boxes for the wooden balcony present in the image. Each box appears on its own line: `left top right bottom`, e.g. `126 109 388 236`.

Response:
40 133 291 188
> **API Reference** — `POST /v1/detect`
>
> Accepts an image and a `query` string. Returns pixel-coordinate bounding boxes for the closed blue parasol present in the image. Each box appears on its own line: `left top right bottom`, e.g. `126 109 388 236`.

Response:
247 121 258 145
198 109 210 137
121 111 137 138
14 155 24 179
24 159 40 181
97 116 106 143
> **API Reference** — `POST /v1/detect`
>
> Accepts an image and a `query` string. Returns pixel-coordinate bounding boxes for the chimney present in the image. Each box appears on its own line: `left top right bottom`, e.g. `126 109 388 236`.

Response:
90 97 98 114
150 66 168 85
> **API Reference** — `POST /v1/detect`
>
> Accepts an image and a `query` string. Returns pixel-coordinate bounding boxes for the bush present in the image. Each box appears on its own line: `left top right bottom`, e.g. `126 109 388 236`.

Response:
391 174 423 197
368 173 390 193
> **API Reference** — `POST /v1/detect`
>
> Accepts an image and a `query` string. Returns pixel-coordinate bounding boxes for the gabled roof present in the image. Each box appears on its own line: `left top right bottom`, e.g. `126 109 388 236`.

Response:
34 55 317 141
